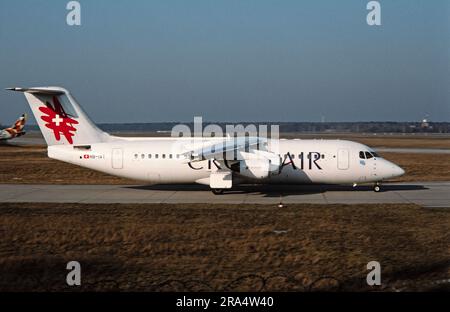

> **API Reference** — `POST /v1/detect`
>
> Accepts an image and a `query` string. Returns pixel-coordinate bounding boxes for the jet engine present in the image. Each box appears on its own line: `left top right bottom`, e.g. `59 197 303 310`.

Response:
236 153 281 179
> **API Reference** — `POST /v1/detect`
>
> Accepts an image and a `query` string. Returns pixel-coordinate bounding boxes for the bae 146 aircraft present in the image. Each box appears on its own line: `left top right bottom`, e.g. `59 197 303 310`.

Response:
0 113 27 142
8 87 404 194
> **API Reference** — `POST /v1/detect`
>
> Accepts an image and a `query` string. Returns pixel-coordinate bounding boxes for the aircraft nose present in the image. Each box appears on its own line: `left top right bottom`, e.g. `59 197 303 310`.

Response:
392 165 405 177
380 160 405 179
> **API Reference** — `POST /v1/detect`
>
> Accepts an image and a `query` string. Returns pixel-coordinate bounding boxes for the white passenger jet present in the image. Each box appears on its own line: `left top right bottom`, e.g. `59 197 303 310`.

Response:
8 87 404 194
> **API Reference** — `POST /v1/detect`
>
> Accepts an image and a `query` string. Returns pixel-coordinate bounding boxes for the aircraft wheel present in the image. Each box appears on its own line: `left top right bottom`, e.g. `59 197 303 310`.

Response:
212 189 225 195
373 184 381 192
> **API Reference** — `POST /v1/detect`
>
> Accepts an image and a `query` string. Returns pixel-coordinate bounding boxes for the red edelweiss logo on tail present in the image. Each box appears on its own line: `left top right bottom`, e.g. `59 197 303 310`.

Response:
39 96 78 144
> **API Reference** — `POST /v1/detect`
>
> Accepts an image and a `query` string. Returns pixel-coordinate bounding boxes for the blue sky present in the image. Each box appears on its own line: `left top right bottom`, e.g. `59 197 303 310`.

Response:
1 0 449 123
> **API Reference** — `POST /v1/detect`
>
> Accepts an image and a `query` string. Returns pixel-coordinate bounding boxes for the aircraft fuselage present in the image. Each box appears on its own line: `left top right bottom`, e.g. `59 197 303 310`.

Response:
49 137 404 186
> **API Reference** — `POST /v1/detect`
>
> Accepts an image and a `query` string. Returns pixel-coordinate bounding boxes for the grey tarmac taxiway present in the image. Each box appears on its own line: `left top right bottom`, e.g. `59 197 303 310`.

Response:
0 182 448 208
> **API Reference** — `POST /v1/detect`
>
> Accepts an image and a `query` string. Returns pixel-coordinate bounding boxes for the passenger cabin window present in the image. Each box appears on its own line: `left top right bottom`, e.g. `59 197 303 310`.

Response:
169 154 172 159
155 154 159 159
162 154 166 159
359 151 365 159
148 154 152 159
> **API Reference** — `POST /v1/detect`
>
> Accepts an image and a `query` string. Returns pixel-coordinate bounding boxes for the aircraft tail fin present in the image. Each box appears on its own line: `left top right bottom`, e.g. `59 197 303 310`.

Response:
9 113 27 134
7 87 109 146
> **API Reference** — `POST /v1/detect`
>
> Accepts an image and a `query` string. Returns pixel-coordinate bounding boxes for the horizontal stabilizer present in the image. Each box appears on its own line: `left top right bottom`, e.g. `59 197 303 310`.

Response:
6 87 65 95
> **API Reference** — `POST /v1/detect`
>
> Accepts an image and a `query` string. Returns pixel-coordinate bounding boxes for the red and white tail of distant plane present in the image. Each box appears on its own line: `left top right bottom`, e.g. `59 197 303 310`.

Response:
0 113 27 141
8 86 404 194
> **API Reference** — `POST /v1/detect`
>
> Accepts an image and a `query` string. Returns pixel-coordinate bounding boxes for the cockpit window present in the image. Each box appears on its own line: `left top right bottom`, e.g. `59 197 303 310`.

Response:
360 150 381 160
365 151 374 159
359 151 365 159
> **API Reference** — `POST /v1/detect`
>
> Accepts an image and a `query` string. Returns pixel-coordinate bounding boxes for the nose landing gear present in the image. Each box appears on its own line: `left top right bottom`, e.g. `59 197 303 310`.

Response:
373 183 381 192
212 189 225 195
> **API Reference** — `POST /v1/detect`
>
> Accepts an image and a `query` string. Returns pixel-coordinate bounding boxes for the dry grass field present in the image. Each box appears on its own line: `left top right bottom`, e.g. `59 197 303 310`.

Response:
118 132 450 149
0 145 135 184
0 143 448 184
282 134 450 149
0 203 448 292
355 137 450 149
381 153 450 182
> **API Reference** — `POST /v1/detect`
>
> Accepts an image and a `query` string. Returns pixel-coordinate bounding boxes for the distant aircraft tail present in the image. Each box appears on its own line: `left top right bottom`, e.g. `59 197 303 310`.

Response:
9 113 27 136
7 87 110 146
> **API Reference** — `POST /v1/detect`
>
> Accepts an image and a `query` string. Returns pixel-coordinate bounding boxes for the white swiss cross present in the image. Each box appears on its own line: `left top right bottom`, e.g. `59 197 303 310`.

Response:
52 114 63 126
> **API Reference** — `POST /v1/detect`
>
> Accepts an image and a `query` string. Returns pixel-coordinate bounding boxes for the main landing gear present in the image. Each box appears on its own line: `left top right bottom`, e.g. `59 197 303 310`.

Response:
373 182 381 193
212 189 225 195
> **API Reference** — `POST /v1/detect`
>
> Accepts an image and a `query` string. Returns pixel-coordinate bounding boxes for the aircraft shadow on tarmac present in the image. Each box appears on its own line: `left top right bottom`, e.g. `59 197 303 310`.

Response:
126 183 428 196
0 142 16 146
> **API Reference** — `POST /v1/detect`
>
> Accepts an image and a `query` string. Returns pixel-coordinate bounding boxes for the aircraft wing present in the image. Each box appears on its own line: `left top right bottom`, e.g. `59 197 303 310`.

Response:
183 136 282 181
184 136 269 162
